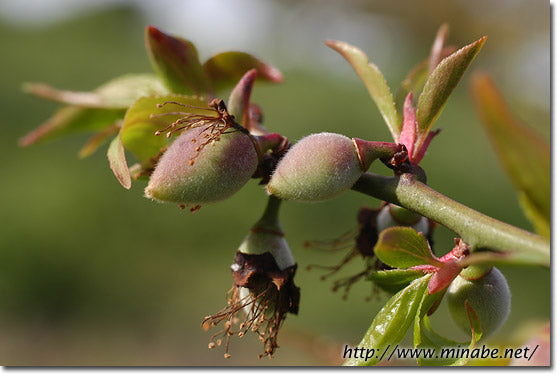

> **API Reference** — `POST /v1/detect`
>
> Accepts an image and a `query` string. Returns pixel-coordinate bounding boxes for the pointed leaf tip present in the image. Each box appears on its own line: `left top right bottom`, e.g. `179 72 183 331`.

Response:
326 39 400 142
417 35 487 146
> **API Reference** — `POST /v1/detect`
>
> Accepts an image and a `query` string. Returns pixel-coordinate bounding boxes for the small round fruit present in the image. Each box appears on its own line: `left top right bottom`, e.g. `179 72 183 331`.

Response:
267 133 362 202
447 267 511 339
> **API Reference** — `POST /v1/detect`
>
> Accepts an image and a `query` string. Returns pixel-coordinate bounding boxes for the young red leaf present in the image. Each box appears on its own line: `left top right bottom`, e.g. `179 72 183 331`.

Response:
107 135 131 189
427 259 462 294
411 128 440 164
416 36 487 148
145 25 211 95
326 39 401 142
374 227 442 269
203 51 283 92
470 72 550 237
227 69 257 127
399 92 417 159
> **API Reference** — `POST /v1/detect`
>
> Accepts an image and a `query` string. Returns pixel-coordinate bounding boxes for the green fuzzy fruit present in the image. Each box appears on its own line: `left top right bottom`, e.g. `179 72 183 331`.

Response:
145 128 258 206
267 132 362 202
447 267 511 339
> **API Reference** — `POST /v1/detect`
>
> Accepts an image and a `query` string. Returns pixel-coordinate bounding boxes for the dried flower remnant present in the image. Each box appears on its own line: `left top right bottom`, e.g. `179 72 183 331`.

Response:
306 204 436 299
305 207 387 300
203 251 300 359
203 197 299 359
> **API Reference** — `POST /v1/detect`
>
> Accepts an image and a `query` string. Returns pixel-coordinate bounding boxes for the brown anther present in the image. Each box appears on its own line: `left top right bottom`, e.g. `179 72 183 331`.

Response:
216 339 222 347
208 342 216 349
189 159 195 166
178 204 186 210
190 205 201 213
238 332 244 338
224 353 231 359
154 131 161 136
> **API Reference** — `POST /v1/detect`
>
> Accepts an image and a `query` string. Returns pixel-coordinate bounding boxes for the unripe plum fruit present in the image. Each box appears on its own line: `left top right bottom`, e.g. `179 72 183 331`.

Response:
447 267 511 339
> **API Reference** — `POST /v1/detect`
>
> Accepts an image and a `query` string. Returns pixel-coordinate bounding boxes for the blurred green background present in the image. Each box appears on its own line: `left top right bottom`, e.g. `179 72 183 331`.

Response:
0 0 549 366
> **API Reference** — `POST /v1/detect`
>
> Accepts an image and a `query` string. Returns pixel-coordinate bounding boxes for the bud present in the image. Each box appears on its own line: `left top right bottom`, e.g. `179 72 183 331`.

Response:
202 197 300 359
447 267 511 339
267 132 402 202
145 127 258 207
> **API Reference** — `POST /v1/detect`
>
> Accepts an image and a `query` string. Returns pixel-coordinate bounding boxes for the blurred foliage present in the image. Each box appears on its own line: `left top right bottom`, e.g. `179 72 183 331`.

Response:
0 1 550 366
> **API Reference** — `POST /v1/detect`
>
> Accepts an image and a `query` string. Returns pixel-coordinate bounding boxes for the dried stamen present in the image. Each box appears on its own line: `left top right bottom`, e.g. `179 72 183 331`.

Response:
152 98 250 165
305 207 387 300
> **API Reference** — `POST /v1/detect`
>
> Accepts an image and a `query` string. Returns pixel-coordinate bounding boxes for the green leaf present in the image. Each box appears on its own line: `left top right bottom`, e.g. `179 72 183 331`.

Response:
374 227 442 269
24 74 168 109
326 40 401 142
416 36 487 147
344 274 430 366
203 51 283 93
470 72 550 237
19 106 125 147
368 268 425 294
107 135 131 189
145 25 211 95
120 95 211 162
78 123 120 158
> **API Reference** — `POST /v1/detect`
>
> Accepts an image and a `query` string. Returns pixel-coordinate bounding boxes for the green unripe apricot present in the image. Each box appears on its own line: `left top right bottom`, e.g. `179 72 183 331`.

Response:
145 128 258 206
267 132 402 202
447 267 511 339
267 133 362 202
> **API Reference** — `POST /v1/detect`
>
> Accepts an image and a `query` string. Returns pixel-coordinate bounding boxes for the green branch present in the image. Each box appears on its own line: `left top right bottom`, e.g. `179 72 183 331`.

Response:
352 172 549 267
